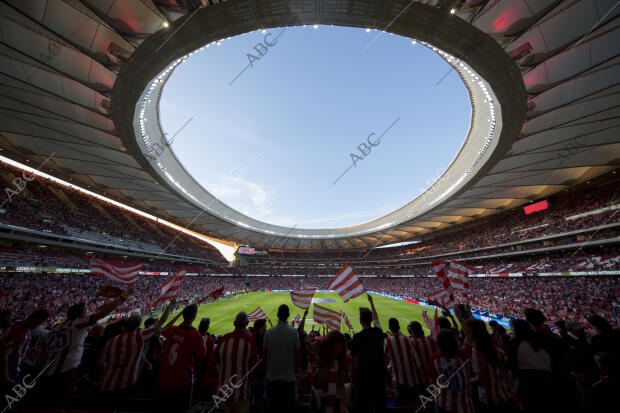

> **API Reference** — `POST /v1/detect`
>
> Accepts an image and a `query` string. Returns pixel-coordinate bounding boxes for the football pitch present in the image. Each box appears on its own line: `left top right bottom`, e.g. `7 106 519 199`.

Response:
171 291 434 335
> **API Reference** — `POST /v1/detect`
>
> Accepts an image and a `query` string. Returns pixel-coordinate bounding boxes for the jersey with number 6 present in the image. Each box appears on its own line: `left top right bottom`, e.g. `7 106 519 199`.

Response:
158 325 206 392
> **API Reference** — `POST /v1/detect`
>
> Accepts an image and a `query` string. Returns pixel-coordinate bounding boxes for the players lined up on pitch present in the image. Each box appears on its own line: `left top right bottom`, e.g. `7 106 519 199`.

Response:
1 290 618 413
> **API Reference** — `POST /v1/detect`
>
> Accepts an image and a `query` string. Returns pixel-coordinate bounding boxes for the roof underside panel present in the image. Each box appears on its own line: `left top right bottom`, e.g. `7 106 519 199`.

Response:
0 0 617 250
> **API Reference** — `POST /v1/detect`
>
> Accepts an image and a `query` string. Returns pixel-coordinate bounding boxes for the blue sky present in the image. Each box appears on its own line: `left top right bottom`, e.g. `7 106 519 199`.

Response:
160 26 470 230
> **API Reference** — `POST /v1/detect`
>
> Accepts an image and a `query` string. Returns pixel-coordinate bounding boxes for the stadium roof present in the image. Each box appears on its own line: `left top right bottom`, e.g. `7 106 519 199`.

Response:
0 0 618 250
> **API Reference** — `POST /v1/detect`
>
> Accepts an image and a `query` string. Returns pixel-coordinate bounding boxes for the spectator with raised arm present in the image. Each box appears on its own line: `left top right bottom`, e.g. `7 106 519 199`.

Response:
0 309 50 390
40 291 131 410
98 299 175 408
408 321 436 394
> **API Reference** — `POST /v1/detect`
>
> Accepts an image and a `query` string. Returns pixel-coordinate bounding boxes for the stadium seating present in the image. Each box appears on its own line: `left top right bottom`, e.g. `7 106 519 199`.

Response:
246 179 619 266
0 162 225 262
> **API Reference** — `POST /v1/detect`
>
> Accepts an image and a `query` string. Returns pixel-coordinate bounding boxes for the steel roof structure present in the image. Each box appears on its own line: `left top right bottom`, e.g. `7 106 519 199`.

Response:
0 0 618 250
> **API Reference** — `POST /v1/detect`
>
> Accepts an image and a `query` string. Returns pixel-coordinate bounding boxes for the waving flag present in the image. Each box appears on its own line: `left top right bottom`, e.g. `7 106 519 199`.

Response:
341 311 353 330
248 307 267 322
154 269 186 305
90 258 141 284
314 304 341 331
427 287 456 309
290 288 316 310
422 309 440 338
446 261 474 290
432 260 448 278
328 264 365 302
96 285 124 298
431 308 440 338
197 286 224 304
421 310 433 330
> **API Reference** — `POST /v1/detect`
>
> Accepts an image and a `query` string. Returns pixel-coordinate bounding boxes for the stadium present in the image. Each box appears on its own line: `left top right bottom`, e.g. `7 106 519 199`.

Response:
0 0 618 412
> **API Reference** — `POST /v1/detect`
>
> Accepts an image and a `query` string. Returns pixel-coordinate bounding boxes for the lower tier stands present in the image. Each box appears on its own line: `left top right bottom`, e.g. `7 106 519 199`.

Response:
1 269 617 327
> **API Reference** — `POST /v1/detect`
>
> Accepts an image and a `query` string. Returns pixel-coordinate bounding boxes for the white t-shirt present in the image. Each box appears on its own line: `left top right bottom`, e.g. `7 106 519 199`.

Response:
517 341 552 372
46 316 92 375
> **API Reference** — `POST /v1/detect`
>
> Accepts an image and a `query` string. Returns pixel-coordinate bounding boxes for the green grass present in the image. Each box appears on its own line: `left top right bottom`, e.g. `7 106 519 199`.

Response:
163 292 435 335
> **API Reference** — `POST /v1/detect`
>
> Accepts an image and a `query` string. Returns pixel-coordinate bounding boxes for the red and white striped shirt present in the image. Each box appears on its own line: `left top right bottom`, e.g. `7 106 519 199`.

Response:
384 332 422 387
216 330 258 402
98 327 157 391
471 346 511 405
428 352 474 413
410 335 437 383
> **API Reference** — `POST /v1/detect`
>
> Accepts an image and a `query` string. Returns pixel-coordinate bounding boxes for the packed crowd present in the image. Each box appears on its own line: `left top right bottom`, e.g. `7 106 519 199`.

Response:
0 273 248 325
2 162 618 271
0 246 240 275
251 247 620 277
1 269 618 328
1 292 618 413
1 244 619 280
0 162 618 411
252 180 619 265
0 163 224 262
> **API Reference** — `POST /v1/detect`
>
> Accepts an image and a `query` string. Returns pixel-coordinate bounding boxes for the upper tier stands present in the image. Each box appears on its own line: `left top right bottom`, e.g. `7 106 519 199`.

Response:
246 177 619 265
0 162 225 262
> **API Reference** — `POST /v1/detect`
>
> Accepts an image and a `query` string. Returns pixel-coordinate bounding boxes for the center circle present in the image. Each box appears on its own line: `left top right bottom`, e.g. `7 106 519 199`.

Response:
160 26 471 230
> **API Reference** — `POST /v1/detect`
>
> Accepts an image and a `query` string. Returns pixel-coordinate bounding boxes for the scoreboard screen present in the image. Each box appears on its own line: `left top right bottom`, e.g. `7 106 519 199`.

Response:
524 200 548 215
238 246 255 255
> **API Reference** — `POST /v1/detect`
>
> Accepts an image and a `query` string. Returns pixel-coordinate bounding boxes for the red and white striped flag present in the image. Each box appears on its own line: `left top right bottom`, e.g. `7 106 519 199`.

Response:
431 308 440 338
446 261 474 290
197 286 224 304
313 304 341 331
90 258 141 284
328 264 365 302
341 311 353 330
422 309 440 338
432 260 448 278
290 289 316 310
427 287 456 309
422 310 433 330
248 307 267 322
154 269 186 305
291 314 300 327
